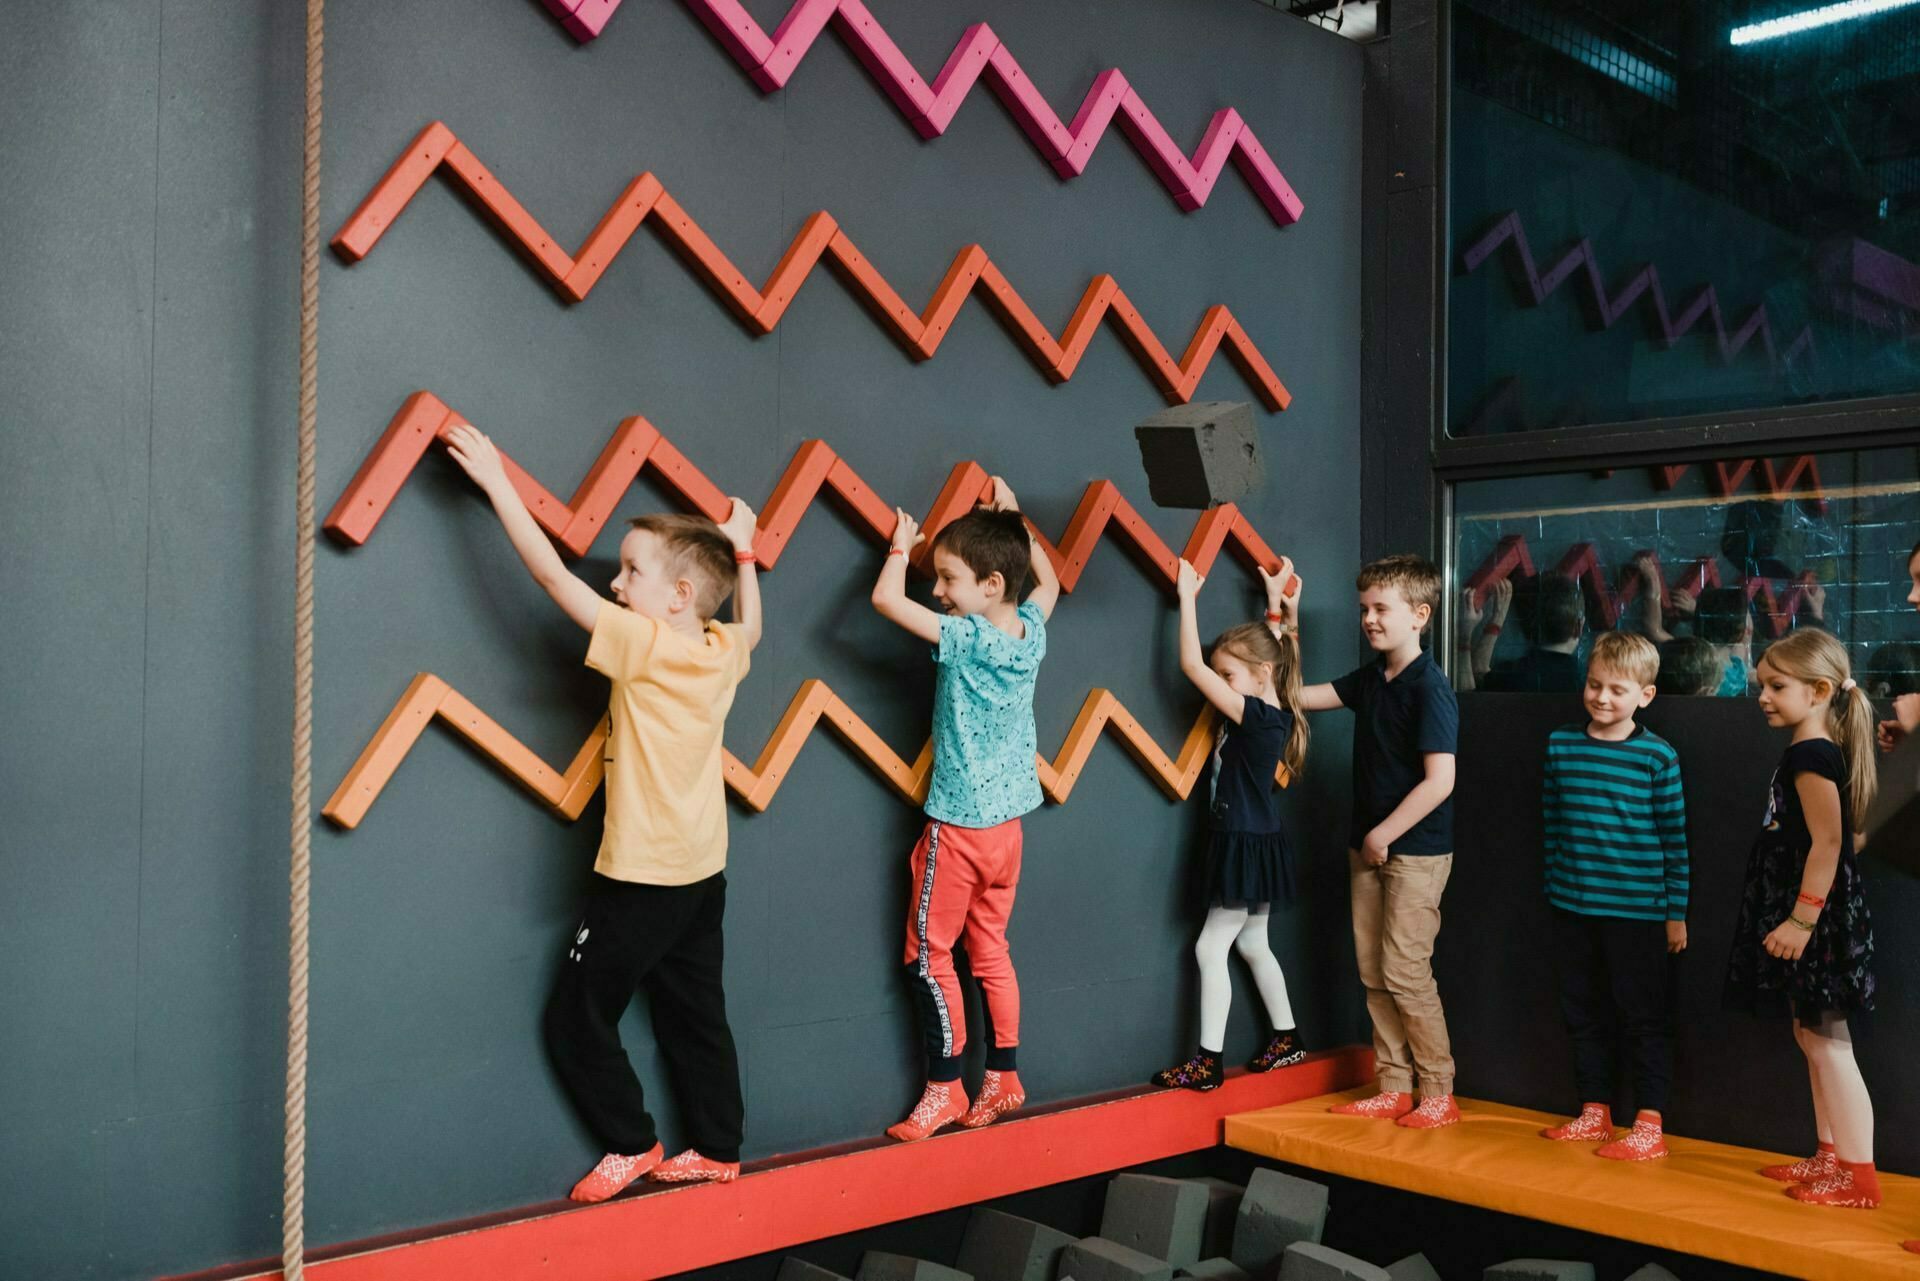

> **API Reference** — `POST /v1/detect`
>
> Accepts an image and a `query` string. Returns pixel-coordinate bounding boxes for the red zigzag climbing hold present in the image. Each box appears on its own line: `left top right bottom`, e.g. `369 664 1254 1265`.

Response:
326 391 1288 593
331 123 1292 410
541 0 1305 228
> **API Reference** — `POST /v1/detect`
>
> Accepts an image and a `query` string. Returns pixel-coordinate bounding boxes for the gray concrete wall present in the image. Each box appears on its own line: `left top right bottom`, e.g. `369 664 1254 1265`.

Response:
0 1 1364 1275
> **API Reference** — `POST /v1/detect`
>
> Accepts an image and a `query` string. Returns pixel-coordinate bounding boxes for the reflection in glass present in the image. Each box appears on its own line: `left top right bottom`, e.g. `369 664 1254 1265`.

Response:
1450 0 1920 434
1452 446 1920 694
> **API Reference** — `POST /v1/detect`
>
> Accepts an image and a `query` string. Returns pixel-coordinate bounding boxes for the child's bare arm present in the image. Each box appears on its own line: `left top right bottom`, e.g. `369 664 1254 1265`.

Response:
988 477 1059 620
1275 568 1344 710
871 508 944 644
1176 560 1244 724
445 424 602 633
718 498 763 652
1358 753 1456 865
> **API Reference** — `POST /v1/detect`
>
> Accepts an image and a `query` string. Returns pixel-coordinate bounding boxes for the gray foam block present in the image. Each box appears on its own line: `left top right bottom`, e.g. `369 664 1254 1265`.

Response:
957 1207 1077 1281
1185 1178 1245 1262
856 1253 973 1281
1230 1168 1329 1275
1177 1259 1252 1281
1133 401 1263 509
780 1261 854 1281
1483 1264 1595 1281
1622 1268 1681 1281
1384 1255 1442 1281
1277 1243 1392 1281
1102 1174 1210 1267
1058 1237 1176 1281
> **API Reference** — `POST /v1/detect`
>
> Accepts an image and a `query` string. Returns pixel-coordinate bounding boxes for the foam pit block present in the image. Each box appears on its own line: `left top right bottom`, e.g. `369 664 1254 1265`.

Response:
781 1262 854 1281
1622 1269 1682 1281
956 1208 1077 1281
1277 1243 1392 1281
1176 1259 1251 1281
1484 1264 1596 1281
1187 1178 1245 1260
1102 1174 1210 1267
1058 1237 1176 1281
1231 1168 1329 1275
1384 1255 1442 1281
857 1254 973 1281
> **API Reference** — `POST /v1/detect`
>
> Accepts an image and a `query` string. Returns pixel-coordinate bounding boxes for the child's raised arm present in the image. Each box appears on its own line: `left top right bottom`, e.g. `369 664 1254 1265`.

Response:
1277 567 1343 711
871 508 944 644
1175 560 1246 724
446 424 603 633
718 498 763 652
988 477 1059 620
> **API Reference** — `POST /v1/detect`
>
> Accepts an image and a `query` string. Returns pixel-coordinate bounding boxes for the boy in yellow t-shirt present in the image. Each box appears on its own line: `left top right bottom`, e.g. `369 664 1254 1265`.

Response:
447 424 761 1202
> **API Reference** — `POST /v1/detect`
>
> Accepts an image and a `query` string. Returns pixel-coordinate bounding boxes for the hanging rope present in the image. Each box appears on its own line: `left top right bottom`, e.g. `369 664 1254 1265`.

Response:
286 0 324 1276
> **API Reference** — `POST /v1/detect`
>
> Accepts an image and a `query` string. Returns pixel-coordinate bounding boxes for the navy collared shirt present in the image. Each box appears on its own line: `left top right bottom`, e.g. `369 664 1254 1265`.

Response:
1332 648 1458 855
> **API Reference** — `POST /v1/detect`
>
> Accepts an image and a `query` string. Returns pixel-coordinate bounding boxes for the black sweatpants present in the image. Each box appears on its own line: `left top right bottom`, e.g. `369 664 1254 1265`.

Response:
543 871 743 1162
1554 908 1679 1117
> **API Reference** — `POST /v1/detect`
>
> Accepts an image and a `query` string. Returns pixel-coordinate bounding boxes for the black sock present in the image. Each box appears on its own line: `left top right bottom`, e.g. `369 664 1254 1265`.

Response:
986 1045 1018 1072
1197 1044 1222 1061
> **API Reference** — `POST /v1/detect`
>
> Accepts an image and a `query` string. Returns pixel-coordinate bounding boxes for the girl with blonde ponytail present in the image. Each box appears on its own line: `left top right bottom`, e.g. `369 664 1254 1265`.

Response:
1153 556 1310 1092
1724 627 1881 1209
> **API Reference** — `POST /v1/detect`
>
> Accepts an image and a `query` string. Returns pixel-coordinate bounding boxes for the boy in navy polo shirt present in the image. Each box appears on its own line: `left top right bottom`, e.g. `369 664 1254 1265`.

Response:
1295 554 1461 1127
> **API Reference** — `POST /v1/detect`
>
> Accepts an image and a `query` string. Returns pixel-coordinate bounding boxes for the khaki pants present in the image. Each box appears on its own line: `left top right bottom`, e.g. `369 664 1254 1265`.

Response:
1349 849 1455 1097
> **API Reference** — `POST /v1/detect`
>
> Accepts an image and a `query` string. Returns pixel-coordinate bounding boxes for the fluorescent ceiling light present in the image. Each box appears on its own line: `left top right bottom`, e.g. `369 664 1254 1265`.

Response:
1730 0 1920 45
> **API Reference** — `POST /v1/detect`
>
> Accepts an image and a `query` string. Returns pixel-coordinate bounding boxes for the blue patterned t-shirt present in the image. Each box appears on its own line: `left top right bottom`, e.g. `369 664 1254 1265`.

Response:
925 600 1047 827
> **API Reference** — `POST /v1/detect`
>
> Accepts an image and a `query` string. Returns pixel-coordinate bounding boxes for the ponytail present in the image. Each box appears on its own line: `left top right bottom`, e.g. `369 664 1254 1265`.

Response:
1830 680 1879 823
1762 628 1877 825
1212 621 1311 777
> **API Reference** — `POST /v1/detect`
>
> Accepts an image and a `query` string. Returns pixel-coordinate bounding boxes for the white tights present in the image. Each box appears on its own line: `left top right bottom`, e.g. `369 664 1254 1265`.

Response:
1195 905 1294 1053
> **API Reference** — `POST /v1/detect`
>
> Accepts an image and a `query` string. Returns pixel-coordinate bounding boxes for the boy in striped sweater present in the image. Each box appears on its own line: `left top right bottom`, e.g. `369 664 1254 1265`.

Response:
1539 630 1689 1161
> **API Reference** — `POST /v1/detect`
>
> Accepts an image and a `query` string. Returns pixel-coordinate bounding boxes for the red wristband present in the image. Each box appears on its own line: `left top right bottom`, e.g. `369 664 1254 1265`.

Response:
1266 610 1285 623
886 547 907 559
1483 623 1502 637
1797 891 1826 908
734 549 757 564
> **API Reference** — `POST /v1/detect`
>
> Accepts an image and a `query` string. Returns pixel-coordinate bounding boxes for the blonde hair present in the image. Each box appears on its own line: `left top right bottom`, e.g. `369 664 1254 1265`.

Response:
1757 629 1878 823
626 513 736 620
1589 630 1660 687
1211 622 1310 776
1355 554 1441 628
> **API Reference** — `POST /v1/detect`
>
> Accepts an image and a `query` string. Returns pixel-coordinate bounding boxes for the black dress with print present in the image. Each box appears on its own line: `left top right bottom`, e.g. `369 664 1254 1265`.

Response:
1723 739 1874 1020
1201 695 1296 909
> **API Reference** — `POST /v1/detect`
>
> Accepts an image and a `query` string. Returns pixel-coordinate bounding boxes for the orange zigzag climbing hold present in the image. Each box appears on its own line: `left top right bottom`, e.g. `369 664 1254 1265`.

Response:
324 391 1289 592
323 672 1276 829
330 123 1290 409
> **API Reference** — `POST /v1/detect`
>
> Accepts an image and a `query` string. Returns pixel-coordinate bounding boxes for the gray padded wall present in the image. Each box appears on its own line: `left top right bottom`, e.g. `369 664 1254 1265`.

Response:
0 1 1363 1275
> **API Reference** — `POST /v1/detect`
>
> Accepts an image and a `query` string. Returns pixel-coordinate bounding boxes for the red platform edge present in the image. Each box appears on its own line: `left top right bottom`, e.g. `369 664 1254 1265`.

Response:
163 1047 1370 1281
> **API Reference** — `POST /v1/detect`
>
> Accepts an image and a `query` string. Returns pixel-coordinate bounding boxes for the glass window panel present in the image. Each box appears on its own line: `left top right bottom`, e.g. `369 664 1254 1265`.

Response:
1450 443 1920 695
1450 0 1920 435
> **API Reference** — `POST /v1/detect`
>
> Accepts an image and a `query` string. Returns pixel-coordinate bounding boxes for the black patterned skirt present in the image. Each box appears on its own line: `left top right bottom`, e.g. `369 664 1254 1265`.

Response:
1202 829 1296 910
1723 832 1875 1021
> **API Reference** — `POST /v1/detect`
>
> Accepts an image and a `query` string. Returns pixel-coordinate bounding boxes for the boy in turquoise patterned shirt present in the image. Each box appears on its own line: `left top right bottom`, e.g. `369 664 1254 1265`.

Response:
871 478 1059 1142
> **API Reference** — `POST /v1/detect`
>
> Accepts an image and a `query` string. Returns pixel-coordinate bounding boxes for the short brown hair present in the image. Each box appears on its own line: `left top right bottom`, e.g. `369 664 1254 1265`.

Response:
1589 630 1659 687
1355 554 1441 625
625 513 736 620
931 509 1030 598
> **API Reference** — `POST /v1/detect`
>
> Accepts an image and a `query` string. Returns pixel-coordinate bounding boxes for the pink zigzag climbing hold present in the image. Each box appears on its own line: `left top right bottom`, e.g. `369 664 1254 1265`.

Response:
1459 210 1816 371
538 0 1304 226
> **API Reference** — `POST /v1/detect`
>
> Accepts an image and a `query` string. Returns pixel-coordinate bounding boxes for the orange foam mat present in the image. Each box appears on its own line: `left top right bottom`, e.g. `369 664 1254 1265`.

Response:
1225 1091 1920 1281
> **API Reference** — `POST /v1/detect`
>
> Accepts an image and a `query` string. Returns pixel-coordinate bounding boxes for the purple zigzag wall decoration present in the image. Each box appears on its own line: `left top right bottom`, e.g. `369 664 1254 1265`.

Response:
540 0 1304 226
1459 211 1816 371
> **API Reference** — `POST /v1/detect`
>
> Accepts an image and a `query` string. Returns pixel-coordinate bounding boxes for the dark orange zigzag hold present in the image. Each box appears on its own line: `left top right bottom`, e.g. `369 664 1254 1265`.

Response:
325 391 1289 593
322 671 1274 829
330 123 1291 410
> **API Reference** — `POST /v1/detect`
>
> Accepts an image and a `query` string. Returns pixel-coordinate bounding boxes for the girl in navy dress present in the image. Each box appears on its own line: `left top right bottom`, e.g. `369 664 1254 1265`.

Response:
1724 627 1881 1208
1155 557 1310 1091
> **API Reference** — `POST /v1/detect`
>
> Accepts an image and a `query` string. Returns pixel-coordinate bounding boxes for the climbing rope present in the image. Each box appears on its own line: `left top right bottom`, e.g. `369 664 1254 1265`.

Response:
286 0 323 1275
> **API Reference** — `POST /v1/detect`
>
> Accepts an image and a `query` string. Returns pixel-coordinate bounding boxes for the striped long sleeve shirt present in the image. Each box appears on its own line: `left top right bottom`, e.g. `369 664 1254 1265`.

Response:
1542 723 1689 921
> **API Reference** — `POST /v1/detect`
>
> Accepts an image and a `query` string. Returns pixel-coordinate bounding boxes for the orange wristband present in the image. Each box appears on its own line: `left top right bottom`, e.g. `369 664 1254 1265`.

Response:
734 549 757 564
